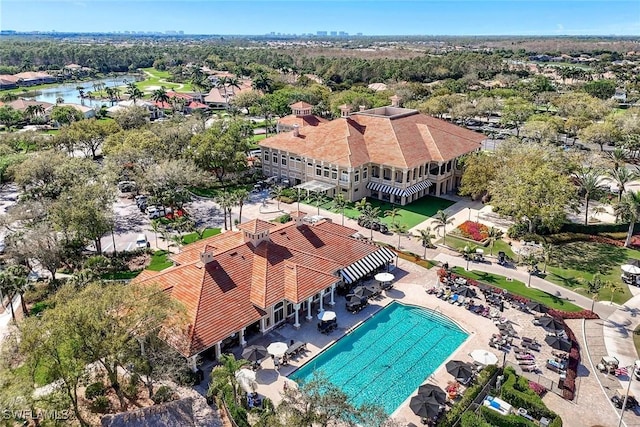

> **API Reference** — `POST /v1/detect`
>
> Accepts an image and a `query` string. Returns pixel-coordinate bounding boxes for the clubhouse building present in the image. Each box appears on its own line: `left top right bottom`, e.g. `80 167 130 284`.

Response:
259 97 485 205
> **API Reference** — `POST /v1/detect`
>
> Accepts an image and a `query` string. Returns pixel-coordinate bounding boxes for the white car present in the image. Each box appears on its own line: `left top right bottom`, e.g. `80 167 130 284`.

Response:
135 234 148 249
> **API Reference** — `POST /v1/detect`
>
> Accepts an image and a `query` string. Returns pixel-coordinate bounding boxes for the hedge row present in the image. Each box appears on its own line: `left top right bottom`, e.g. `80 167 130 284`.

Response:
561 319 581 401
480 406 536 427
437 365 498 427
501 368 557 421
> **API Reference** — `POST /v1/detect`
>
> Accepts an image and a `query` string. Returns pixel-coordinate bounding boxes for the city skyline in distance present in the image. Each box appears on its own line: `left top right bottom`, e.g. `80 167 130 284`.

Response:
1 0 639 37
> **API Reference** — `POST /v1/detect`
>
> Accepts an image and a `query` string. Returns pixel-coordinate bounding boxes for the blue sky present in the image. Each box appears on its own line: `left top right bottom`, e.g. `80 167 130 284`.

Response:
2 1 639 36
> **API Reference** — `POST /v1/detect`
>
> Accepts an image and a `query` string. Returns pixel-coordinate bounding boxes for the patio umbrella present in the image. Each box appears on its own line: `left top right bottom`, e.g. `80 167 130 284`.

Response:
410 394 443 418
626 259 640 267
241 345 268 363
375 272 394 283
235 369 257 393
317 310 337 321
346 294 364 306
622 264 640 275
526 302 548 313
455 286 476 298
538 316 564 333
417 384 446 404
445 360 475 382
545 335 572 352
353 286 374 299
267 342 288 357
470 350 498 366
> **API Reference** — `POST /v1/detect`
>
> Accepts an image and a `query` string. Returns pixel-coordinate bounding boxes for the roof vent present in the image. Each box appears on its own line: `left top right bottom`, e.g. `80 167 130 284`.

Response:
293 124 300 137
339 104 351 118
359 105 366 112
200 251 213 265
390 95 401 107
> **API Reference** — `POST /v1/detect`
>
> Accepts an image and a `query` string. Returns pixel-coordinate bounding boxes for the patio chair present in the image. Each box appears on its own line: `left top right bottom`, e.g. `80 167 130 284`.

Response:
521 364 539 373
449 294 459 304
456 296 465 306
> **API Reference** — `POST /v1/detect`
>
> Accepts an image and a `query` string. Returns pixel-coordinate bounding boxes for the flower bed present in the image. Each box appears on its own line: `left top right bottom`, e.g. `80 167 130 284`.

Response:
457 221 489 242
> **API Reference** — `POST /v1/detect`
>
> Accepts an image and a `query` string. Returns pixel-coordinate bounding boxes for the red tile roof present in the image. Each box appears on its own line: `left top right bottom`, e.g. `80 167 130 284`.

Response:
289 101 313 109
261 108 484 168
134 218 385 357
278 114 328 128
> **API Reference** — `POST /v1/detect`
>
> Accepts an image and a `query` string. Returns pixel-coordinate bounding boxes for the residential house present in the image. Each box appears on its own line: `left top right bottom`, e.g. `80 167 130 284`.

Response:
107 99 162 120
0 75 19 90
276 101 328 133
132 214 395 365
48 103 96 119
203 79 253 109
259 97 484 205
13 71 56 86
7 99 54 113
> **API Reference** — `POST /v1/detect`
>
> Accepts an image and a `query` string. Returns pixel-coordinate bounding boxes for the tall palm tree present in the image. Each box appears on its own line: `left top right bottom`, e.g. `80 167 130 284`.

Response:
270 185 285 210
125 82 143 103
251 72 273 94
541 241 555 273
607 147 629 172
486 227 503 256
151 86 170 107
307 191 325 215
609 167 636 202
416 227 435 259
1 92 18 102
614 191 640 247
390 223 409 250
574 168 606 226
215 193 231 231
234 188 249 224
332 193 348 225
384 207 402 226
359 203 381 240
207 354 250 405
605 281 623 304
432 210 453 246
148 219 163 249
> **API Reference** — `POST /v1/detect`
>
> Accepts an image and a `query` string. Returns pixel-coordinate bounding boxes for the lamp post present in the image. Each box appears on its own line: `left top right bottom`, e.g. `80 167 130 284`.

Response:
468 208 471 221
464 246 470 271
617 368 633 427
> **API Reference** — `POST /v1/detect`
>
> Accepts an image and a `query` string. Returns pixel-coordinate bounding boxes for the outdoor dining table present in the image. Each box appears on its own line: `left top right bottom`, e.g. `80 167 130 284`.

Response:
286 341 306 357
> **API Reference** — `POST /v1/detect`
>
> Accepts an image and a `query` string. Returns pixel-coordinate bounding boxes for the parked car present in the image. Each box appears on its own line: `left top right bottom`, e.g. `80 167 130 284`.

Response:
147 206 171 220
611 390 638 409
357 216 389 233
117 180 137 195
135 234 149 249
597 356 619 374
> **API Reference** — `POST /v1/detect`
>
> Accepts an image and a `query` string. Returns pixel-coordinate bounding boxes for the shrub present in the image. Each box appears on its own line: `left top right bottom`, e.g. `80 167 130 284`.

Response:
547 308 599 320
507 222 529 239
85 382 106 400
457 221 489 242
273 213 291 224
501 367 556 420
174 367 199 386
528 381 546 397
480 406 536 427
30 301 53 316
90 396 110 413
152 385 176 404
460 411 492 427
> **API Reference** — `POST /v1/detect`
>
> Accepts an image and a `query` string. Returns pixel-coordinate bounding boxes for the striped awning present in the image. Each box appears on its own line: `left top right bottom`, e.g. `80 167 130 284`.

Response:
340 246 396 284
366 180 433 198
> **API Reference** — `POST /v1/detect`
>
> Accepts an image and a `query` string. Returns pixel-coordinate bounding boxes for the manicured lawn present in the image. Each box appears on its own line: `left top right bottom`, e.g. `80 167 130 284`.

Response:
451 267 583 312
182 228 221 245
438 234 516 260
100 270 141 280
137 67 192 93
147 250 173 271
319 196 455 229
190 183 253 199
543 241 635 305
252 134 267 142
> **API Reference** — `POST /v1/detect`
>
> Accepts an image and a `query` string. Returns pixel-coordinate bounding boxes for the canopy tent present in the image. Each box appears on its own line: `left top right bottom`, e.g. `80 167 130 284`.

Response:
366 180 433 198
340 246 395 284
294 180 335 193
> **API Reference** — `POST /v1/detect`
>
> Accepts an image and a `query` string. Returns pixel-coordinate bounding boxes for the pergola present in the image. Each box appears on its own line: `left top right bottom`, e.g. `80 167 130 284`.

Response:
294 180 335 193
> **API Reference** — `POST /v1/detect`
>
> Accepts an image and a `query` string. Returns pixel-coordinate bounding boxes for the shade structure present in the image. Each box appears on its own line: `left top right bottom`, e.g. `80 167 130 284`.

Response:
242 345 268 363
235 369 257 393
526 302 548 313
445 360 475 381
410 394 442 418
538 316 564 333
375 272 394 283
346 294 364 306
622 264 640 275
353 285 374 299
267 342 288 357
545 335 572 352
340 246 395 284
626 259 640 267
470 350 498 365
455 286 475 298
317 310 337 322
417 384 446 404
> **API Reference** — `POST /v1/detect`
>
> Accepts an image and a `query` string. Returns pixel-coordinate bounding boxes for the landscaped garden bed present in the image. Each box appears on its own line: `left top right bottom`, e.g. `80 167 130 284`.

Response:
455 220 489 243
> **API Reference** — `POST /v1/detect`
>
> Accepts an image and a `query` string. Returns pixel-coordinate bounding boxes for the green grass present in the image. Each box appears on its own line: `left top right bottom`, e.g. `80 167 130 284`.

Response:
100 270 142 280
137 67 192 93
182 228 221 245
252 134 267 142
451 267 583 312
543 241 634 305
147 250 173 271
190 183 253 199
440 235 516 260
14 360 55 387
320 196 455 229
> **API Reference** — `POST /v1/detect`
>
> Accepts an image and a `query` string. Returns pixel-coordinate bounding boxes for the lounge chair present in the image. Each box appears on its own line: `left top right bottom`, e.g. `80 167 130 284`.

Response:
518 359 536 365
521 364 539 373
456 296 465 306
449 294 459 304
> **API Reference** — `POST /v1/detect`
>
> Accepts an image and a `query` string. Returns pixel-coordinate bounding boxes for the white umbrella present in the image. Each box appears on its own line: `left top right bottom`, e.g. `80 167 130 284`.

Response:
475 248 484 254
267 342 288 357
317 310 337 321
375 272 394 282
470 350 498 365
622 264 640 275
235 369 257 393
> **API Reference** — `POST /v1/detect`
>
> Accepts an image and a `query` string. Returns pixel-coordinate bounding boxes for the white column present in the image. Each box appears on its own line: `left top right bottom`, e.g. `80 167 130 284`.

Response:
239 327 246 347
329 284 336 306
293 303 301 328
214 342 221 360
306 297 313 320
260 317 267 333
188 355 198 372
319 290 325 312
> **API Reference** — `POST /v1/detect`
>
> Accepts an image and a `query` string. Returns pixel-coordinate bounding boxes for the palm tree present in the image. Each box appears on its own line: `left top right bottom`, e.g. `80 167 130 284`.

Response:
486 227 503 256
307 191 325 215
270 185 285 210
609 167 636 202
541 242 555 273
416 227 435 259
332 193 348 225
251 72 273 94
605 281 623 304
148 219 163 249
215 193 230 231
151 86 170 107
359 203 381 240
390 222 409 250
432 210 453 246
1 92 18 103
207 354 250 405
125 82 143 103
607 147 629 172
614 191 640 247
55 96 64 104
24 105 38 121
574 168 606 225
234 188 249 224
384 207 402 226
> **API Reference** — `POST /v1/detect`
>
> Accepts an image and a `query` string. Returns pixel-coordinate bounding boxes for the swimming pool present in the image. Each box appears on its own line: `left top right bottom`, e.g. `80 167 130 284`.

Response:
289 301 469 415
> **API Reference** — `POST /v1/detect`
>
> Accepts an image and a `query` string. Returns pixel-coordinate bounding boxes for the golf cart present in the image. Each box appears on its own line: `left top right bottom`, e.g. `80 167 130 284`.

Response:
597 356 620 374
611 389 638 410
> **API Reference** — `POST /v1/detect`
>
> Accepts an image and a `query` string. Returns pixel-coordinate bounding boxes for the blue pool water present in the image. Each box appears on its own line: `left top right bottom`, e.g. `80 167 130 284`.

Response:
289 301 469 415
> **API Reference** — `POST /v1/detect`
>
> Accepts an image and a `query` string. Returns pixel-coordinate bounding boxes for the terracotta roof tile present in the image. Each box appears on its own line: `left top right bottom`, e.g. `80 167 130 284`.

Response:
289 101 313 109
237 219 274 234
278 115 328 128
